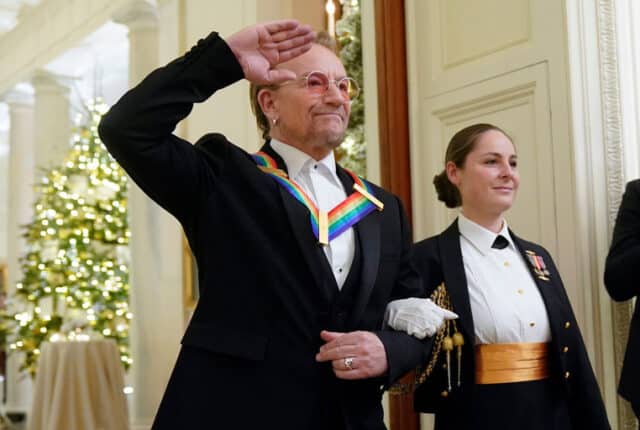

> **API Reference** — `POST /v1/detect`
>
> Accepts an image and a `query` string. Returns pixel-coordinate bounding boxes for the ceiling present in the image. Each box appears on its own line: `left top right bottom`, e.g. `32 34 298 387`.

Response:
0 0 41 35
0 1 129 136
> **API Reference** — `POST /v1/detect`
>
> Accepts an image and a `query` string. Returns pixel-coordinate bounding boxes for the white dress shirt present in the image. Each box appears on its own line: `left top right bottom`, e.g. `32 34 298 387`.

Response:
457 213 551 344
271 139 355 289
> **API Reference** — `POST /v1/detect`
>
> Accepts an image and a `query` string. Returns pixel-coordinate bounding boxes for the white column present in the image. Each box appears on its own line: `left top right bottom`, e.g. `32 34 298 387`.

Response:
0 105 8 263
31 70 71 172
1 88 35 415
114 2 184 429
115 1 161 87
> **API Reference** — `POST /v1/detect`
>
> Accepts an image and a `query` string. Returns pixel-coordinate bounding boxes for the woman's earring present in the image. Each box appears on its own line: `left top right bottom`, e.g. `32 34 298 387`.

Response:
271 117 278 126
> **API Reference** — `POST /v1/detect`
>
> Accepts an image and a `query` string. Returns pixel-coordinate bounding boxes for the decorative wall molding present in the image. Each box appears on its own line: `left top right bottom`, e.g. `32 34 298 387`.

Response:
598 0 625 211
567 0 636 427
432 82 536 122
597 0 637 428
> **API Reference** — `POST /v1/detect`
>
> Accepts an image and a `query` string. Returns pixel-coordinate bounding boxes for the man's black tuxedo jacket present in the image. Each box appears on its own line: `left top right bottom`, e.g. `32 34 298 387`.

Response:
98 32 428 430
411 220 610 429
605 179 640 418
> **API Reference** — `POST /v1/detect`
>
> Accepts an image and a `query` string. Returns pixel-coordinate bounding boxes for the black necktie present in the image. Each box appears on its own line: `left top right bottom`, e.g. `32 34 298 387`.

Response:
492 235 509 250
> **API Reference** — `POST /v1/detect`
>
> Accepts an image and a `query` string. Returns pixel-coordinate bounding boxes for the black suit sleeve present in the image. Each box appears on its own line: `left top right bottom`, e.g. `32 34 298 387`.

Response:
604 179 640 301
98 32 244 224
407 237 449 413
375 197 432 386
410 239 444 296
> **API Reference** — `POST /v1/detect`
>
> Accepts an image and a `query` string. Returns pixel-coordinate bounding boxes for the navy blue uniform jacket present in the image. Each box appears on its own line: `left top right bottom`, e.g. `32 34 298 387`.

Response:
411 220 610 429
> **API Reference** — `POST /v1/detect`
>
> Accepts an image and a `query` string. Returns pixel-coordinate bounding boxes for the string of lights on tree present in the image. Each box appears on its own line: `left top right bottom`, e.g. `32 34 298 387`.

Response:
335 0 366 177
7 99 133 376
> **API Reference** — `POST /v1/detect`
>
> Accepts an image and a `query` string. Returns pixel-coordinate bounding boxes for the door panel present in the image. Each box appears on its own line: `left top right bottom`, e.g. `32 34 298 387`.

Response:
414 63 557 255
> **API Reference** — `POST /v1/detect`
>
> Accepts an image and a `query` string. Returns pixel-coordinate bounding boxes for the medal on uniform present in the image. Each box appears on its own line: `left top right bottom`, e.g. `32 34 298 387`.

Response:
525 250 550 281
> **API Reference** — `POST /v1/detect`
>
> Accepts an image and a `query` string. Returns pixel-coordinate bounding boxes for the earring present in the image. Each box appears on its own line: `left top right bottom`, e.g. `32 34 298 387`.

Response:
271 117 278 126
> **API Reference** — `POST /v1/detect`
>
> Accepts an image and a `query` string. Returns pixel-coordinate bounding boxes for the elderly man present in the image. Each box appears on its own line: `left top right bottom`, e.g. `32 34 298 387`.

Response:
99 20 445 430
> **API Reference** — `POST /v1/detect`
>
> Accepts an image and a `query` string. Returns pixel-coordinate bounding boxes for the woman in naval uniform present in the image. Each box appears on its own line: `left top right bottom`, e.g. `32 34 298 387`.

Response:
386 123 610 429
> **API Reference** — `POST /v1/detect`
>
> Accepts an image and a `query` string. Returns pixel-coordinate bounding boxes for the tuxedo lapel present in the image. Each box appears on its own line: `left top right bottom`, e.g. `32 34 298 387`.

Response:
335 167 381 326
438 220 475 340
259 142 334 302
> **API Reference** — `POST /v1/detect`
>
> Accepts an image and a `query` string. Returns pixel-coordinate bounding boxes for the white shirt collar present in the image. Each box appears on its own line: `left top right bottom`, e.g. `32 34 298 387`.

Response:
270 138 337 180
458 212 514 255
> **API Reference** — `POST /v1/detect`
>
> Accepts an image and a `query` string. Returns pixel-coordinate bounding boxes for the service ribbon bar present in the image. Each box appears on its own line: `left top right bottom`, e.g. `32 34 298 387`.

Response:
525 250 551 281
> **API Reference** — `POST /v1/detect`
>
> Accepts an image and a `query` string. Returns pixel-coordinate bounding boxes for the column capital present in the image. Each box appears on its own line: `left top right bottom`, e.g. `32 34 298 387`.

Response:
31 69 71 96
1 86 34 108
113 0 158 32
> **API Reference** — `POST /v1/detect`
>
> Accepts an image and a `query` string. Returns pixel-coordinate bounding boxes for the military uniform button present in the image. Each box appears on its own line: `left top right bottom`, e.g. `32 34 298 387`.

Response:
563 346 569 353
565 371 570 379
564 321 571 329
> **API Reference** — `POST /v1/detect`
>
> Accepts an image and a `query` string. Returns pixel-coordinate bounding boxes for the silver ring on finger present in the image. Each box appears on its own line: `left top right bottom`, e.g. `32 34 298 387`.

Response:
343 357 354 370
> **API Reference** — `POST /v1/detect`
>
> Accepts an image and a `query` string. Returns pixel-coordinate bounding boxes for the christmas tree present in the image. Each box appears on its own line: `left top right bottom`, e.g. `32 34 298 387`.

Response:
7 99 133 376
336 0 366 177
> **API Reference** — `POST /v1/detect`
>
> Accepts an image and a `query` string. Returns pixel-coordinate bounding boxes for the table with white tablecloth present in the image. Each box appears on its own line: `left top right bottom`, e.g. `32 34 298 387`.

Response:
29 339 129 430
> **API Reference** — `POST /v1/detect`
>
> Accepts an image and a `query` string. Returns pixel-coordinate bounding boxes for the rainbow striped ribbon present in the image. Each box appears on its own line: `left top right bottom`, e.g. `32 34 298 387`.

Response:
253 151 384 245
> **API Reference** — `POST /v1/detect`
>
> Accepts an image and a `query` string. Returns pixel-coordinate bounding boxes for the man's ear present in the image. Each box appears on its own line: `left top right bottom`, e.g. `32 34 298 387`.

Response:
446 161 460 186
257 88 277 121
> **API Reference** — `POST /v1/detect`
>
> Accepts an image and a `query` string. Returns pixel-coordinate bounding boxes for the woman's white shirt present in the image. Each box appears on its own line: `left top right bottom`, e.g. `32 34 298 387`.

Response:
458 213 551 344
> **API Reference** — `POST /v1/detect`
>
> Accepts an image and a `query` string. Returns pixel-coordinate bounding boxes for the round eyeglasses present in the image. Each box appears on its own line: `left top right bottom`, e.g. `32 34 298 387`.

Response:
277 71 360 100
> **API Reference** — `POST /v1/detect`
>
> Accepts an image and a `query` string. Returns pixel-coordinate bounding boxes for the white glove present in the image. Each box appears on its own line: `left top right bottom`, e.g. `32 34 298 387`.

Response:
384 298 459 339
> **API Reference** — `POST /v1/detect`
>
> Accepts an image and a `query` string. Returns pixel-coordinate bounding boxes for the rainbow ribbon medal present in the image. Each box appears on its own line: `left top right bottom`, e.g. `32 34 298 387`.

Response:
253 151 384 245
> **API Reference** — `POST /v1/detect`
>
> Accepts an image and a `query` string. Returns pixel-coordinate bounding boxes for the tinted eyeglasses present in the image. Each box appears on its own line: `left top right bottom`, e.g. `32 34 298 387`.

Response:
277 71 360 101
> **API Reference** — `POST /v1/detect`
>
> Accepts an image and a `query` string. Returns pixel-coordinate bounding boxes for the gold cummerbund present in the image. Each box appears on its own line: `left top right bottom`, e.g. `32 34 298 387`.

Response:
475 342 550 384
